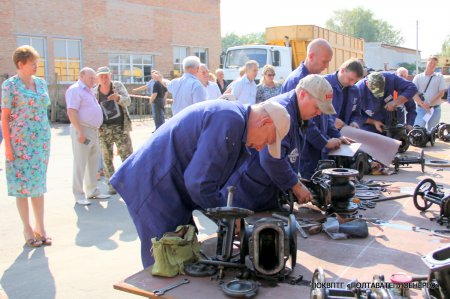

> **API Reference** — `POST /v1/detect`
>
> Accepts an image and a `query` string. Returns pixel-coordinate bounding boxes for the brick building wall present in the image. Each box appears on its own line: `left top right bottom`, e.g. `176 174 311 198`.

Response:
0 0 221 83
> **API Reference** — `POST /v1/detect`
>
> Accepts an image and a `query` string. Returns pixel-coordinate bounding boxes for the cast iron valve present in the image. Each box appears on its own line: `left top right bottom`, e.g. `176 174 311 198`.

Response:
408 125 436 147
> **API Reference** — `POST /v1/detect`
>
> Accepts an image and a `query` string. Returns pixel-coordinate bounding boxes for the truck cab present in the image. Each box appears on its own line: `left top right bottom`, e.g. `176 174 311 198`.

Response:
222 45 292 84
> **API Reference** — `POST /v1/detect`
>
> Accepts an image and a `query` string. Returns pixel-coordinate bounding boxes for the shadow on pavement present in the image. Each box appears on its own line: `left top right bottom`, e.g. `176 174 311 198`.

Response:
74 195 137 250
1 247 55 299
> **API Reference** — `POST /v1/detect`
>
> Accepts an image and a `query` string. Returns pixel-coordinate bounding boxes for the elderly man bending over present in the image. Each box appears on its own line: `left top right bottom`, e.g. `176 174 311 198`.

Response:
110 99 290 268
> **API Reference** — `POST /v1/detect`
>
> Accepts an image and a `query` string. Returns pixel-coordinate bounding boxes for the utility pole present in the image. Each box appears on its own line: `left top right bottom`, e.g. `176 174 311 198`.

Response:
416 20 419 74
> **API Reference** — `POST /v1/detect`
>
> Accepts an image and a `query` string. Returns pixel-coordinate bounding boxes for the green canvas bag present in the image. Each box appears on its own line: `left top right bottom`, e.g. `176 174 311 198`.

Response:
151 225 201 277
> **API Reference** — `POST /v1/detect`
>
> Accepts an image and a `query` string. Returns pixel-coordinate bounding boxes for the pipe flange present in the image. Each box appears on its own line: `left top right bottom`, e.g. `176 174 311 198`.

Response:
184 262 217 277
425 160 450 167
322 168 359 178
221 279 259 298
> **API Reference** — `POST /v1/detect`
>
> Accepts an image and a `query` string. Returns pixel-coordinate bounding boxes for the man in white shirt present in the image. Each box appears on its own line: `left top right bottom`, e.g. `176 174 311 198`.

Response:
197 64 222 100
413 56 447 129
167 56 207 114
231 60 259 104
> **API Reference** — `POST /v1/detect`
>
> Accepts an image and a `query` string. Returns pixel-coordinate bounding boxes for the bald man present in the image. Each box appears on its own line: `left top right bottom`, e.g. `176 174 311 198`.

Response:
66 68 110 205
281 39 347 179
281 38 333 93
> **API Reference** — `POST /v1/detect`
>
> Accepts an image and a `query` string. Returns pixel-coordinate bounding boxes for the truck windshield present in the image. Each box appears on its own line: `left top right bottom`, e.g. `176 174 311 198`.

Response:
224 48 267 69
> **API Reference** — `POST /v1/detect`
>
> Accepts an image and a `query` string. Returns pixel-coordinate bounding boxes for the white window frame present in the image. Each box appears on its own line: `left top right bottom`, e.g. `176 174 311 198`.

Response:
54 39 82 83
192 47 208 66
173 46 189 72
108 54 154 84
16 36 48 80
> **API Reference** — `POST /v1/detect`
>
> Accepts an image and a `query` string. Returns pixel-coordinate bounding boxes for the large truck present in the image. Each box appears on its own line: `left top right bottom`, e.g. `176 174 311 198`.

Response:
222 25 365 83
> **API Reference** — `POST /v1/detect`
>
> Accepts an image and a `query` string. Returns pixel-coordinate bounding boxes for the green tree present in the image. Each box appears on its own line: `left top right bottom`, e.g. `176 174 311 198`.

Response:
325 7 404 45
441 35 450 56
221 32 265 52
398 62 423 74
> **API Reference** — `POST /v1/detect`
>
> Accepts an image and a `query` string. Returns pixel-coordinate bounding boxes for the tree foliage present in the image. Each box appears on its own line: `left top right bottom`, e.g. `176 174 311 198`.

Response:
398 62 423 74
441 35 450 56
325 7 404 45
221 32 265 52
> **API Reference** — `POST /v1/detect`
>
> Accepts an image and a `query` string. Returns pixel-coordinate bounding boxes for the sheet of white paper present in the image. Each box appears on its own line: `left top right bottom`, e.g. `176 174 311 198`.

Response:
340 126 401 166
422 107 434 123
328 143 362 157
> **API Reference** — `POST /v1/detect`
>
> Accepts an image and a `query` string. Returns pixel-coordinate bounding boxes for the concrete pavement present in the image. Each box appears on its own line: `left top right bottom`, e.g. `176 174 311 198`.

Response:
0 118 217 299
0 102 449 299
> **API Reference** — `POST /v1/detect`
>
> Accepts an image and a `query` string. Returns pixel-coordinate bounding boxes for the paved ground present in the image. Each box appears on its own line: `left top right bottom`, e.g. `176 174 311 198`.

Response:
0 102 449 299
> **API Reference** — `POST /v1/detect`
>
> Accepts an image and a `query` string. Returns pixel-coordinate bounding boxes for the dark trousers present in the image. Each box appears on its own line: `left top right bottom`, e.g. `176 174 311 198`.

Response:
152 101 165 130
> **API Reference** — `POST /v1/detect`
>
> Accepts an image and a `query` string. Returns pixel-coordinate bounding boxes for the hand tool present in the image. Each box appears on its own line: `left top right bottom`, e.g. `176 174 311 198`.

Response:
153 278 190 296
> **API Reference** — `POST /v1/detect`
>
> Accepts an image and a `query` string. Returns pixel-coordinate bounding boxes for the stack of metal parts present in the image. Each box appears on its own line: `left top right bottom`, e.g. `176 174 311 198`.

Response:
354 182 383 210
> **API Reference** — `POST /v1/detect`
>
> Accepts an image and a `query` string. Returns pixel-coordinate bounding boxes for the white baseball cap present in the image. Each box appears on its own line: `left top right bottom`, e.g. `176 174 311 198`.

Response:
260 101 291 159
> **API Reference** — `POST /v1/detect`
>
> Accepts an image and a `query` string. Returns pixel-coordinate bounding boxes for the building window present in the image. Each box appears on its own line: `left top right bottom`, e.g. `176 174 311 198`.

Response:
173 46 189 73
54 39 81 82
16 36 47 80
109 54 153 84
192 47 208 65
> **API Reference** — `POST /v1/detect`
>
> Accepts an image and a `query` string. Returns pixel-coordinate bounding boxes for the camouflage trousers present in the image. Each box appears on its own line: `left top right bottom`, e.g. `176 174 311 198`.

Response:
99 124 133 185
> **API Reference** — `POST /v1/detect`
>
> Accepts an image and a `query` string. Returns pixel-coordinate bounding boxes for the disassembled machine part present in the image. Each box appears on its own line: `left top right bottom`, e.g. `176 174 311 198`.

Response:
306 168 359 214
434 122 450 142
413 178 450 225
408 125 436 147
393 149 425 173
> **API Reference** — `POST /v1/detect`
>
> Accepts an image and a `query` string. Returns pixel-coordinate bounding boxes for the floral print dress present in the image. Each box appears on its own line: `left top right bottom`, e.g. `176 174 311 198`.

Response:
1 75 51 197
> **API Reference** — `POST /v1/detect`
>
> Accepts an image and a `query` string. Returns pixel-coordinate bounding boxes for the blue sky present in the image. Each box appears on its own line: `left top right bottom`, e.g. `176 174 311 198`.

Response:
220 0 449 58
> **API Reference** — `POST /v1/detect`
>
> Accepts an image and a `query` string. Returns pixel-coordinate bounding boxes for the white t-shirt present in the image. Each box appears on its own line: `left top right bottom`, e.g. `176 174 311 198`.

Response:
413 72 447 104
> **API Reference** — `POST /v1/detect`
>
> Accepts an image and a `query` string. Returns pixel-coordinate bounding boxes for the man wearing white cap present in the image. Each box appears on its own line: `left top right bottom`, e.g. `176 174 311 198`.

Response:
110 99 290 268
222 74 336 211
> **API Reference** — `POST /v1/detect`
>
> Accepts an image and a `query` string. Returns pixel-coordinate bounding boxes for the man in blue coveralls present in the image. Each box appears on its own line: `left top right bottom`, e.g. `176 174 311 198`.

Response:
222 74 336 211
299 59 364 179
356 71 418 133
110 99 291 268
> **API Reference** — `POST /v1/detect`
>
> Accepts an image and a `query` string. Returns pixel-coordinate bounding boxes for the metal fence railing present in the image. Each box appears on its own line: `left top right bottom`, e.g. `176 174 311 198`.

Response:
129 94 153 121
128 94 173 122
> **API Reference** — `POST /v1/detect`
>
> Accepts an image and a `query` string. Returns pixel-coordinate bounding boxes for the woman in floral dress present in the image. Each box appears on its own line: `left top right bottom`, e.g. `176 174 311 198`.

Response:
1 45 51 247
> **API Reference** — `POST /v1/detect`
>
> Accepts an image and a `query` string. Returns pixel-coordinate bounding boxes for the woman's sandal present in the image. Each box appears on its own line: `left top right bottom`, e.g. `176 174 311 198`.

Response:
25 238 43 248
34 232 52 246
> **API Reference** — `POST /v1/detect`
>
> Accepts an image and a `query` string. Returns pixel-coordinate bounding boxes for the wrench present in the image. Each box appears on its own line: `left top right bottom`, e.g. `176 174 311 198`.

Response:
153 278 190 296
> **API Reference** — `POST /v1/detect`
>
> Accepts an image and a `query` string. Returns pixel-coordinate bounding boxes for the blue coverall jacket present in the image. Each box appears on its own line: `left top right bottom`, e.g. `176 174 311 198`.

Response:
298 73 362 179
300 114 341 179
324 72 362 126
281 62 309 93
110 100 250 268
221 90 306 211
356 72 418 133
